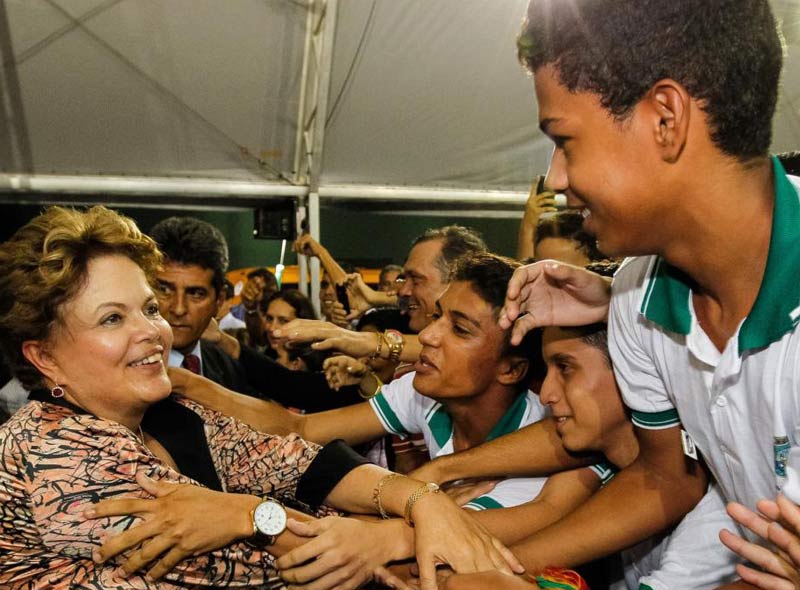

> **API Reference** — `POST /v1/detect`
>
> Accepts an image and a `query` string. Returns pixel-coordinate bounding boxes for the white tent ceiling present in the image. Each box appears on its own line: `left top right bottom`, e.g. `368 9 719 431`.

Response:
1 0 799 200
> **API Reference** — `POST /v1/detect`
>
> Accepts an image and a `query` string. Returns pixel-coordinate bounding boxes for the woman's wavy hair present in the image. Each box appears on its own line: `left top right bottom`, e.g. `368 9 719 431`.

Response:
0 206 162 389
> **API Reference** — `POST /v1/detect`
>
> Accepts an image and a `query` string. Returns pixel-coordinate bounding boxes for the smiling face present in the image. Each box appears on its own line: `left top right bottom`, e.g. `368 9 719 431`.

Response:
539 326 626 453
413 281 511 401
25 254 173 425
397 239 448 333
265 297 297 352
535 65 671 258
155 262 222 355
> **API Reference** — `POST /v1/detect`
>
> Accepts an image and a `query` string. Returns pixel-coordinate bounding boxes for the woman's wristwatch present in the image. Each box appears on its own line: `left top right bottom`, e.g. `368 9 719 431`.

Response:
247 498 287 547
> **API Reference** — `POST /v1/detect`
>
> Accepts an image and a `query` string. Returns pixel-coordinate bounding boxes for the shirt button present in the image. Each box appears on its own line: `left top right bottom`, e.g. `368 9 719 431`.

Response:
715 396 728 407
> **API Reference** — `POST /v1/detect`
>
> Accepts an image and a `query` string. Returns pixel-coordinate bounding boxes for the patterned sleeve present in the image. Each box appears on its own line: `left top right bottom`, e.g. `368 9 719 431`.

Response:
0 403 278 590
183 397 323 504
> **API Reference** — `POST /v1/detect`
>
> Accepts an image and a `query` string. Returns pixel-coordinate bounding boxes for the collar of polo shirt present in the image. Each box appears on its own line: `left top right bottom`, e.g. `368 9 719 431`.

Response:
422 390 530 449
638 156 800 355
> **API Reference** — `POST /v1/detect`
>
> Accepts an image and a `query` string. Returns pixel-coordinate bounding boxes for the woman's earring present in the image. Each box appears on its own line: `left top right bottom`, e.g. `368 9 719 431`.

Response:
51 385 65 398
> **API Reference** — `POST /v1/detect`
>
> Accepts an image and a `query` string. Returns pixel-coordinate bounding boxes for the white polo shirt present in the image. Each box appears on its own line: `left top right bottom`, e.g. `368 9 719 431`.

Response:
622 483 738 590
609 158 800 517
369 372 550 510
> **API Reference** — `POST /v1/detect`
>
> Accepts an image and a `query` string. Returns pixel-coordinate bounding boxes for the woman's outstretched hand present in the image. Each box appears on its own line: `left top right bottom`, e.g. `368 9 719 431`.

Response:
85 471 256 580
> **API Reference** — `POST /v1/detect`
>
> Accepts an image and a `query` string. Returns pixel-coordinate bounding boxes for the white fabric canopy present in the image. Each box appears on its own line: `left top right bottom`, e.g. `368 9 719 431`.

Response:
1 0 799 195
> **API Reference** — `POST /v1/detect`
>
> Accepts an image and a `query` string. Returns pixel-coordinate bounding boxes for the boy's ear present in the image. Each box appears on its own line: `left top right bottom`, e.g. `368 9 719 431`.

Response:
647 79 691 163
497 356 530 387
21 340 61 385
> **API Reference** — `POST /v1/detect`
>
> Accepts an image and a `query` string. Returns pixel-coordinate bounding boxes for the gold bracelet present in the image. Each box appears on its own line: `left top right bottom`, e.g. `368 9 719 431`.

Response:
372 473 402 519
369 331 383 359
359 371 383 400
404 482 440 527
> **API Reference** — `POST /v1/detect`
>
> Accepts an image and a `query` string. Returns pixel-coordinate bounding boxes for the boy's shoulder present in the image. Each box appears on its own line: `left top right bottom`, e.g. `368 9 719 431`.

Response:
611 256 658 302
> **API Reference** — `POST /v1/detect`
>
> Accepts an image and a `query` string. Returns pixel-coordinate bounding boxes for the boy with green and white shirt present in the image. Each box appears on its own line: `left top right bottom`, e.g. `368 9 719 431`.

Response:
609 160 800 525
417 2 794 587
371 371 550 510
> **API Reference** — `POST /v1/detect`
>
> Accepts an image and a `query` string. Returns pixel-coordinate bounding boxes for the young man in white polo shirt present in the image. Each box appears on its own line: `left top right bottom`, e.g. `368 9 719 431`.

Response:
172 254 567 514
417 1 795 588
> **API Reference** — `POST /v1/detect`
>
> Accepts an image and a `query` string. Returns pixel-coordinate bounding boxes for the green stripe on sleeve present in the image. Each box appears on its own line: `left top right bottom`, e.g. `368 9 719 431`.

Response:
639 585 655 590
631 408 680 430
369 392 409 435
589 461 618 486
463 495 504 511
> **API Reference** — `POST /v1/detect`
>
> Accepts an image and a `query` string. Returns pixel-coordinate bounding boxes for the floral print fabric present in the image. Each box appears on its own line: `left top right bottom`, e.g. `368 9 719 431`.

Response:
0 395 322 589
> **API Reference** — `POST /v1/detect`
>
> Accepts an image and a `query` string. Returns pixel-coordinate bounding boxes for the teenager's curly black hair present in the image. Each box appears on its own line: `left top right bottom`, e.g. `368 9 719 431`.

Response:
518 0 783 160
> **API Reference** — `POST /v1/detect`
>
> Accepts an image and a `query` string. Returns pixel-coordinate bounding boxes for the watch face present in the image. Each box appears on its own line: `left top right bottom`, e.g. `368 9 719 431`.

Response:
254 500 287 536
385 330 402 345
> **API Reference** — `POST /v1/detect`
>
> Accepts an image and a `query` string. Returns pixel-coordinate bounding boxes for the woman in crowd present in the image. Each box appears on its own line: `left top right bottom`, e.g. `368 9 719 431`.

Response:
0 205 519 590
263 289 317 371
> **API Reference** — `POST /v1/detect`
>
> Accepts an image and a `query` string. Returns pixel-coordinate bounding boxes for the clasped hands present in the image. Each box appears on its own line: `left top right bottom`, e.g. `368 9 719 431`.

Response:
85 471 522 590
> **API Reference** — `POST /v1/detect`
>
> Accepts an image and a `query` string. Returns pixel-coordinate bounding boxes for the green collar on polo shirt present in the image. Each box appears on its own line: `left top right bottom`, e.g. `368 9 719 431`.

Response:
428 391 529 448
639 157 800 354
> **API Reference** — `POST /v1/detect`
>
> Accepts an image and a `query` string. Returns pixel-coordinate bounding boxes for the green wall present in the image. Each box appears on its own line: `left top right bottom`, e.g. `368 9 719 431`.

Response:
1 202 521 270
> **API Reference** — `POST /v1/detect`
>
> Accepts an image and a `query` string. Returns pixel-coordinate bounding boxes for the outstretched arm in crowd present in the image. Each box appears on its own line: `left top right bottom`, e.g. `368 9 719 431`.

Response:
410 418 597 485
470 468 600 546
508 425 707 572
276 318 423 364
91 466 522 590
169 367 387 446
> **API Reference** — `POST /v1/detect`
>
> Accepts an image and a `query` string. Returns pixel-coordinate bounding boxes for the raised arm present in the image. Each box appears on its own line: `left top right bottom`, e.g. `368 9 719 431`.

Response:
240 275 269 348
411 417 597 485
294 234 348 286
516 176 558 261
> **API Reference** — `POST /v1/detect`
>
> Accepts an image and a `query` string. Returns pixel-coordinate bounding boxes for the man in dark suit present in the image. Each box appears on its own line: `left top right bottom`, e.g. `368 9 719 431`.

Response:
149 216 362 410
149 217 252 393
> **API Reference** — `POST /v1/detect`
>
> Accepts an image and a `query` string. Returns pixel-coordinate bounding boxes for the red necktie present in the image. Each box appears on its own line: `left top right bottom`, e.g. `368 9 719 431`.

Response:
182 353 201 375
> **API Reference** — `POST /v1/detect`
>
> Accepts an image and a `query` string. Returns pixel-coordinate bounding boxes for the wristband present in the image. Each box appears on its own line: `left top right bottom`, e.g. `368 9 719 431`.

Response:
403 482 439 526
